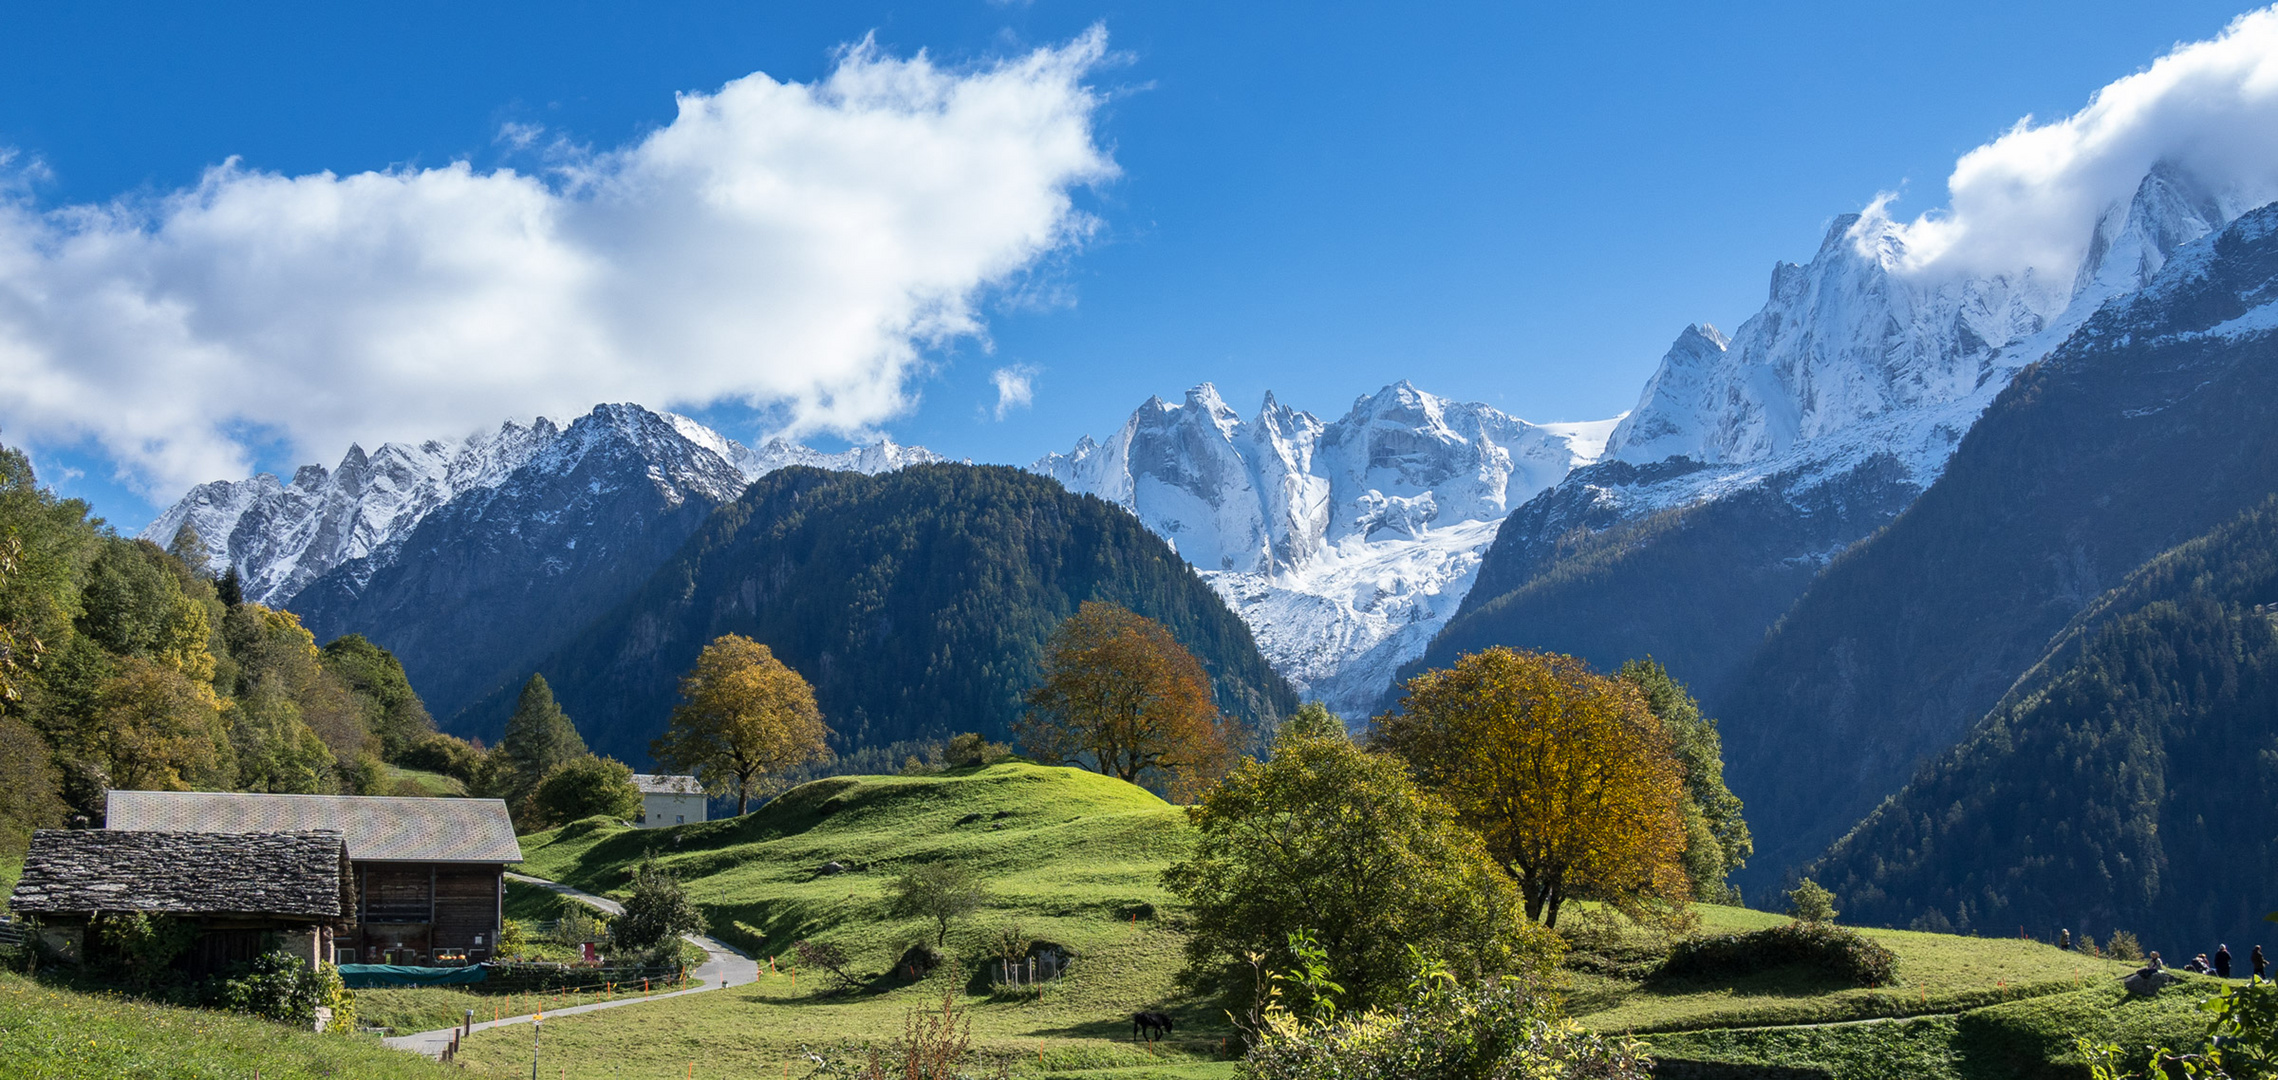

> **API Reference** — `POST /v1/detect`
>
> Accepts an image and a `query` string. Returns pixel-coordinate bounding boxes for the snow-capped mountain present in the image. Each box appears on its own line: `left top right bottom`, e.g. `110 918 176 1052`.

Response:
1420 161 2241 719
1035 382 1617 715
143 404 940 607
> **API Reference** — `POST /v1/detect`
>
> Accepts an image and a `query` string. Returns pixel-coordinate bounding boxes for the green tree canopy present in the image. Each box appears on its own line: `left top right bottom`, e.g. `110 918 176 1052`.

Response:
1163 729 1557 1014
1618 658 1753 901
887 861 992 947
530 755 643 829
320 634 435 762
494 673 588 807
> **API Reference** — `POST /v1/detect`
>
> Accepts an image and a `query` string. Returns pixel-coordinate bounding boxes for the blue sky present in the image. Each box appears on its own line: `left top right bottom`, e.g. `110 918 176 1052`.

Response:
0 0 2258 530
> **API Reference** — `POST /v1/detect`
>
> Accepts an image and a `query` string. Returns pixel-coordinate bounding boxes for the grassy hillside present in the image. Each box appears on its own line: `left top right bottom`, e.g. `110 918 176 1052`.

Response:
0 972 452 1080
469 763 1224 1076
1570 907 2139 1034
1644 975 2221 1080
516 763 1192 970
471 763 2198 1079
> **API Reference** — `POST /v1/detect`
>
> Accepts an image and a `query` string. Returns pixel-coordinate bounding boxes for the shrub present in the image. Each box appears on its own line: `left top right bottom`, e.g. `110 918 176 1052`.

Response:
613 857 704 955
1658 922 1898 988
943 732 1011 767
398 731 485 782
1244 964 1650 1080
215 952 355 1031
794 938 861 993
553 906 607 948
2105 930 2143 962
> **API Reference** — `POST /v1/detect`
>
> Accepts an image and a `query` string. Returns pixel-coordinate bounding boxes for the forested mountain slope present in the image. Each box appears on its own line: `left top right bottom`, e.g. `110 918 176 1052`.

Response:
1719 201 2278 890
463 463 1297 764
1812 497 2278 951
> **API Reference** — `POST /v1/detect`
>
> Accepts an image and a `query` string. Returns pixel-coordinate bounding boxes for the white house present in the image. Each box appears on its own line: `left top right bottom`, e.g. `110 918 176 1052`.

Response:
630 774 707 828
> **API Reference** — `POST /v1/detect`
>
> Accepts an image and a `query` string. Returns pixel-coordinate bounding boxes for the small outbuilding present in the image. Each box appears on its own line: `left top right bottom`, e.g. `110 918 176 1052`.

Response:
630 774 707 828
7 828 351 976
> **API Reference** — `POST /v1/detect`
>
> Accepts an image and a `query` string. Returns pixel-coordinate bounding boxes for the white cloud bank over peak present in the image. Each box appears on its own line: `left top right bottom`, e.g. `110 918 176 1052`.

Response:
0 28 1115 497
1864 7 2278 283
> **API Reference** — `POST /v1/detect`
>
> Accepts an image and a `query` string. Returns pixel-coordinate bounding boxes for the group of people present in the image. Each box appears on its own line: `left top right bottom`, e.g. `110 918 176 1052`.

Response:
2058 930 2267 980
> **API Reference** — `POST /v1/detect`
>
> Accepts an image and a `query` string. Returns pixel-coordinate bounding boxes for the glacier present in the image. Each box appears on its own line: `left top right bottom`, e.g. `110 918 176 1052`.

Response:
1034 382 1618 717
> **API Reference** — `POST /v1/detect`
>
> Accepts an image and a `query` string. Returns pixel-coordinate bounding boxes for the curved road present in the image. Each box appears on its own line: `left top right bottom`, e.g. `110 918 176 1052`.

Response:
381 873 759 1058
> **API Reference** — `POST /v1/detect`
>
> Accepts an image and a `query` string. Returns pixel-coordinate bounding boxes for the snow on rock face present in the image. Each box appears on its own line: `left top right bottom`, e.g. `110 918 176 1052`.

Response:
1606 163 2234 475
142 404 939 606
1035 381 1617 716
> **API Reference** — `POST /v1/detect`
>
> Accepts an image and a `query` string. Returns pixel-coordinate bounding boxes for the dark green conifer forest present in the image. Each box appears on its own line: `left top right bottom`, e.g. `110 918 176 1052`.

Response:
467 463 1298 766
1813 496 2278 951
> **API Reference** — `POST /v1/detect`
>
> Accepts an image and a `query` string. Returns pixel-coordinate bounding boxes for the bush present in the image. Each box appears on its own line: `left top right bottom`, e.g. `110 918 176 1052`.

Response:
214 952 355 1032
613 857 704 955
943 732 1011 767
2105 930 2143 962
1658 922 1898 988
1244 966 1650 1080
398 732 485 782
794 938 861 993
554 906 607 949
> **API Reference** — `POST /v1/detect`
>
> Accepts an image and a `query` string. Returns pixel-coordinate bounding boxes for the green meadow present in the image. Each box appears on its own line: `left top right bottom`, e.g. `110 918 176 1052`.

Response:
0 763 2223 1079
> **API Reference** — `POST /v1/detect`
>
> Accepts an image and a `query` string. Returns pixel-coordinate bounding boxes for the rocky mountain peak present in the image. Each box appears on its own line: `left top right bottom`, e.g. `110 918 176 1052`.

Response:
143 403 937 607
1035 382 1616 715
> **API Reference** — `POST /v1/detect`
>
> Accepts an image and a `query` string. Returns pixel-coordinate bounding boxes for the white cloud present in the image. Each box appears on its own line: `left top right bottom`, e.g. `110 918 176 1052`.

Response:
1864 7 2278 282
0 28 1115 497
989 363 1038 419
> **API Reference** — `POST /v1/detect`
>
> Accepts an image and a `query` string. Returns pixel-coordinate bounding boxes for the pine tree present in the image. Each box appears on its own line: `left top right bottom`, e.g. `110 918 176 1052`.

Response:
495 673 587 805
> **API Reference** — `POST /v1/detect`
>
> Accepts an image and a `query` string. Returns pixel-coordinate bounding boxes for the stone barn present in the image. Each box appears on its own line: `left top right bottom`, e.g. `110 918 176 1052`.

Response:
105 791 523 966
7 829 351 976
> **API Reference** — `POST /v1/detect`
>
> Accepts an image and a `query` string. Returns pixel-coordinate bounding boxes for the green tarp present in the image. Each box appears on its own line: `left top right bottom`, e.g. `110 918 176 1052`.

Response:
337 963 489 988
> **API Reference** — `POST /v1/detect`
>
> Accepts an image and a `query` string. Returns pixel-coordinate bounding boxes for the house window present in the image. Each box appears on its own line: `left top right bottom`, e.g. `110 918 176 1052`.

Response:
676 815 686 824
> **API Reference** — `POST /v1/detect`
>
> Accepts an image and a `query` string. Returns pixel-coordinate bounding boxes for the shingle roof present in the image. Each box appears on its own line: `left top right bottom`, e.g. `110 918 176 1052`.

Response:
106 791 523 864
9 829 349 918
630 773 703 796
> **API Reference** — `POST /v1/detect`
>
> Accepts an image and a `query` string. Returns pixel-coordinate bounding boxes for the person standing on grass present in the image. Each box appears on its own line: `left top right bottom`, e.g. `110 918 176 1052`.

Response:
2060 928 2072 951
2216 944 2232 978
2254 945 2267 980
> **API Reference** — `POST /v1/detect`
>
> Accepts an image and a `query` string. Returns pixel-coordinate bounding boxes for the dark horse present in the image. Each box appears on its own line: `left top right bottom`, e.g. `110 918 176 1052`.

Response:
1132 1011 1174 1042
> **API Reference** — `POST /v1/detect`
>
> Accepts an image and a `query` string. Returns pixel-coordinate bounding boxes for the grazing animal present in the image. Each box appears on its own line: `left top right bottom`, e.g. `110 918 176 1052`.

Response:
1132 1011 1174 1042
2123 969 2178 997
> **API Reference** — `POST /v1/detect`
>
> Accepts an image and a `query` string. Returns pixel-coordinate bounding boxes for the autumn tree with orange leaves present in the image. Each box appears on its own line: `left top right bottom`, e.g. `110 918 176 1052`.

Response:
1376 647 1688 928
1016 602 1236 802
652 634 832 815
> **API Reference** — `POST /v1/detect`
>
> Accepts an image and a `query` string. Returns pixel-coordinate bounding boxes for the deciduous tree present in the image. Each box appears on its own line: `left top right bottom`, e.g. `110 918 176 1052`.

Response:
1163 725 1556 1013
1377 647 1689 928
530 755 643 827
1016 602 1236 801
94 655 234 791
651 634 831 815
1619 658 1753 902
888 861 992 948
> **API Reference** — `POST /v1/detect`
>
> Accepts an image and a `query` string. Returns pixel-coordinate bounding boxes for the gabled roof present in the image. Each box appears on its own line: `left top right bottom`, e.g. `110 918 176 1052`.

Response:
106 791 523 864
630 773 703 796
9 829 349 918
